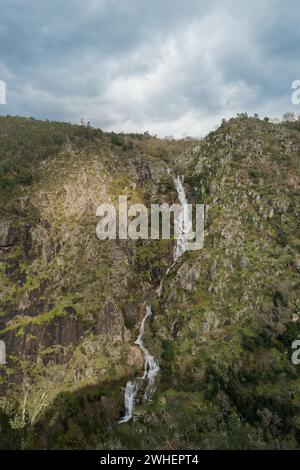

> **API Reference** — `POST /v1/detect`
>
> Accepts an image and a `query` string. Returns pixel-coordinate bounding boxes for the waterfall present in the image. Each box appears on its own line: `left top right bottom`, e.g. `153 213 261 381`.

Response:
156 175 190 297
135 305 160 401
173 175 192 261
156 263 174 297
119 304 159 423
118 380 138 424
119 174 190 423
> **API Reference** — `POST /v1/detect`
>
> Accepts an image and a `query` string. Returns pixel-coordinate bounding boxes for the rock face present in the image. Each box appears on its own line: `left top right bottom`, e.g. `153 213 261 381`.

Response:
4 313 83 360
177 262 200 292
96 301 130 344
0 221 19 247
0 115 300 450
30 223 53 263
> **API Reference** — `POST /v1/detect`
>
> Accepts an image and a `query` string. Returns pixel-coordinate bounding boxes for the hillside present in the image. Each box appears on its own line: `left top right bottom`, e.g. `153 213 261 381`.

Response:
0 115 300 449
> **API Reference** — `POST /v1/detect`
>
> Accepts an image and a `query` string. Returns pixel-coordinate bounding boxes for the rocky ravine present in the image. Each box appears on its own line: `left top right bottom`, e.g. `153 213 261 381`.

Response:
0 115 300 450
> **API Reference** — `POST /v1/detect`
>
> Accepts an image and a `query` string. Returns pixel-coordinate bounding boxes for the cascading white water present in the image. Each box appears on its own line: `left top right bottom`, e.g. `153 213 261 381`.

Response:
173 175 192 261
118 380 138 423
156 175 190 297
135 304 160 401
119 304 159 423
119 174 190 423
156 263 174 297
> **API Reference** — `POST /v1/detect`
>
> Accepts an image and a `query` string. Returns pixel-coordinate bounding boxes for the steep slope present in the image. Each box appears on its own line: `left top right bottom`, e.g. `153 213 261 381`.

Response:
145 116 300 449
0 115 300 450
0 116 190 448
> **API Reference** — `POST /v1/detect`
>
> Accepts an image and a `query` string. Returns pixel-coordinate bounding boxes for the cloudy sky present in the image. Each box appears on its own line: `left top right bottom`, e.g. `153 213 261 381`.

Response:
0 0 300 137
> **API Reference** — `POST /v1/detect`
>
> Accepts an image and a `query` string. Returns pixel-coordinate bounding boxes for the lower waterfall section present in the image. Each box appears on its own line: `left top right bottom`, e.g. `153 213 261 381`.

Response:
118 380 139 424
119 304 159 423
136 305 160 401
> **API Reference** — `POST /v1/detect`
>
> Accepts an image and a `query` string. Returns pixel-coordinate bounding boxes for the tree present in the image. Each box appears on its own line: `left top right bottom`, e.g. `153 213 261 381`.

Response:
282 112 296 122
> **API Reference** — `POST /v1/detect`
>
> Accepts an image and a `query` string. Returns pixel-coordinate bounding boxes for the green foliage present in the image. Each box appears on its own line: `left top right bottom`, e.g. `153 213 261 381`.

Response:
110 132 124 146
0 116 102 196
249 168 264 179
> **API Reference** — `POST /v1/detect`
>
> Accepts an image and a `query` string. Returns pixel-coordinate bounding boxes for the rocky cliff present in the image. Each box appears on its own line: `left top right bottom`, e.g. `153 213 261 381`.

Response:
0 115 299 449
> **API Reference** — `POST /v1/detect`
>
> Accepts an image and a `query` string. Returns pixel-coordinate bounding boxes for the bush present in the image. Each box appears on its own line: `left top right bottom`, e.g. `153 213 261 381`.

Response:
110 132 124 146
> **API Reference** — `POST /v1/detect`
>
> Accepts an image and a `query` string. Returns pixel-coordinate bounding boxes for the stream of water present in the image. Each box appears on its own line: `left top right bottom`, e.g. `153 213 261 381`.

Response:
118 304 159 423
119 174 189 423
173 175 192 261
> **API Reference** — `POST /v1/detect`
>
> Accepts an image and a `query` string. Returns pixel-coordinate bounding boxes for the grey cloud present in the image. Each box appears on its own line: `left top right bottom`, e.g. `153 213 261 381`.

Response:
0 0 300 137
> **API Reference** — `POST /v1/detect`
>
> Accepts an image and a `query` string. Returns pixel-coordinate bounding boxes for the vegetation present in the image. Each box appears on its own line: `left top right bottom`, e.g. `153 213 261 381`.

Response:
0 114 299 449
